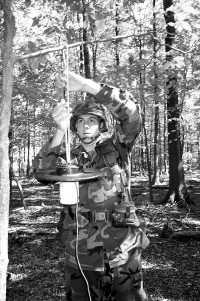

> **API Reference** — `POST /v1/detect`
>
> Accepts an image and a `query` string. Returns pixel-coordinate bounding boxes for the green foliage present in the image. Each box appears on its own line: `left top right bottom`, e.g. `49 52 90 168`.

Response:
5 0 200 175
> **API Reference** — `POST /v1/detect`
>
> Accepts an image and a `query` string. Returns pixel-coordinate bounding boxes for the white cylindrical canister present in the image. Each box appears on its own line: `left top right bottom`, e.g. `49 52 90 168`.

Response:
59 182 79 205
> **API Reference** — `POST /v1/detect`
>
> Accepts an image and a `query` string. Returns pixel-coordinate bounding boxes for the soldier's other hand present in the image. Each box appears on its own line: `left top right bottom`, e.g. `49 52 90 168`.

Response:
55 70 87 92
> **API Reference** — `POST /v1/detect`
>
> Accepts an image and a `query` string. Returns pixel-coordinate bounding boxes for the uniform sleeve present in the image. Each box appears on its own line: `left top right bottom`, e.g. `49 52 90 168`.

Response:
57 210 70 246
32 139 61 171
95 85 142 151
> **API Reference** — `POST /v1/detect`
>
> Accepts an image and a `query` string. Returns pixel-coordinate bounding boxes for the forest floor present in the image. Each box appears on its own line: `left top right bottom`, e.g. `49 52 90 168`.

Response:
7 172 200 301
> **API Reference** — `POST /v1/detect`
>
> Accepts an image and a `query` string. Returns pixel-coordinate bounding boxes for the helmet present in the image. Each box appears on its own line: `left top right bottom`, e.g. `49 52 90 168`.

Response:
70 98 108 133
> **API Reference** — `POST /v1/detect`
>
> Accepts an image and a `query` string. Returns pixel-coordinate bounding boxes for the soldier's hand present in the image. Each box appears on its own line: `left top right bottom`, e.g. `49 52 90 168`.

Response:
52 101 72 131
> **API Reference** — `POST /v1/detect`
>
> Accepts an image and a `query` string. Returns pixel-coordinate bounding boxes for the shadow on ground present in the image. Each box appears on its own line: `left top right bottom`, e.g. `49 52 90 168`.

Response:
7 176 200 301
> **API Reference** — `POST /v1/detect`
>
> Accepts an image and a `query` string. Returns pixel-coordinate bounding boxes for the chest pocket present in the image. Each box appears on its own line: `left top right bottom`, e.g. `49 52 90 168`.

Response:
88 165 122 204
81 140 124 204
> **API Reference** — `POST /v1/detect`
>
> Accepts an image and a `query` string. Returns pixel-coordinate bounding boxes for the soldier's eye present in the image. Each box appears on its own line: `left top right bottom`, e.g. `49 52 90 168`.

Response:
89 118 97 124
77 119 83 124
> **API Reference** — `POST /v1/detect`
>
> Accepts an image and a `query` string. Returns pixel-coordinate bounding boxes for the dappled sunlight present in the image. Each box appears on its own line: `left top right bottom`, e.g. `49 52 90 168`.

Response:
182 217 200 227
7 177 200 301
7 272 28 282
142 260 177 271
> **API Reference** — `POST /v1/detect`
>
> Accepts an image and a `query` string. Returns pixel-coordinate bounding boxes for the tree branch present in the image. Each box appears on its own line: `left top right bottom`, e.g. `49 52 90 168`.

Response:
148 33 190 55
15 32 149 61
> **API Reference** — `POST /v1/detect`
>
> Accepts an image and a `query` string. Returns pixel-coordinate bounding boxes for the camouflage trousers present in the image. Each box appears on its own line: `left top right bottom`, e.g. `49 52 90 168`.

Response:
65 253 148 301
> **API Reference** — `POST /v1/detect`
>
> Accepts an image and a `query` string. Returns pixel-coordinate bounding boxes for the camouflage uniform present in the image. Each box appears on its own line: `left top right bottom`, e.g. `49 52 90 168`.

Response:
33 84 149 301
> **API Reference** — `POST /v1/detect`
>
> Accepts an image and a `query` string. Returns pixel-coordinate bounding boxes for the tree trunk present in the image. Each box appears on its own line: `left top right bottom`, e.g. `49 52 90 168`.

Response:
26 131 30 176
25 100 30 176
0 1 15 300
140 135 145 171
18 147 21 176
152 0 160 185
163 0 189 206
92 41 97 79
163 100 168 174
115 0 120 66
143 112 154 202
8 126 13 200
77 12 84 76
139 38 153 202
82 0 91 79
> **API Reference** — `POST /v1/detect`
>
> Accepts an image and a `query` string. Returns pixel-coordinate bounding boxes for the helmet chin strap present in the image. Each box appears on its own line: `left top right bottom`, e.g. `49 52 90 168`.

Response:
79 132 101 150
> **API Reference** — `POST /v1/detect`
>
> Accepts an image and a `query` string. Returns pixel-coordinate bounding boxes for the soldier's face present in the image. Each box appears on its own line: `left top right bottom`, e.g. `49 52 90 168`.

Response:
76 114 100 144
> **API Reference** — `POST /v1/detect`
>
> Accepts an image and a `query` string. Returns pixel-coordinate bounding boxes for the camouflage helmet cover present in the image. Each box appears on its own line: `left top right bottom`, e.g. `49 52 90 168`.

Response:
70 98 108 133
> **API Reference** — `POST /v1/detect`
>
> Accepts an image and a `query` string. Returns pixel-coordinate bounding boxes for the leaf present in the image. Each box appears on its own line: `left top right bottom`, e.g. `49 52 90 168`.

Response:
123 0 130 6
43 28 52 35
77 5 84 14
121 22 132 29
46 53 56 63
105 65 113 69
139 59 149 65
54 26 61 34
158 96 165 105
89 13 104 21
163 60 174 70
56 5 65 11
18 46 27 54
94 20 105 32
32 17 40 27
166 5 174 12
30 57 39 72
66 29 78 43
88 14 95 27
38 56 47 65
28 41 37 51
89 13 97 20
181 21 192 32
25 0 31 7
191 33 199 41
182 6 199 15
168 22 175 27
128 55 134 65
174 56 185 68
193 23 200 29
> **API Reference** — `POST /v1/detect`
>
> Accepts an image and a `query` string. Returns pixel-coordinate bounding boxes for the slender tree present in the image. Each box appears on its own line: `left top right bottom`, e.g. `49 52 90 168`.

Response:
163 0 190 206
152 0 160 185
82 0 91 78
138 34 154 202
0 1 15 299
115 0 120 66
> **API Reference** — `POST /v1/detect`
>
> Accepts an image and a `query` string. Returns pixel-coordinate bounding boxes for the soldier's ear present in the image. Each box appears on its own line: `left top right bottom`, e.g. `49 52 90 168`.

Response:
100 122 103 130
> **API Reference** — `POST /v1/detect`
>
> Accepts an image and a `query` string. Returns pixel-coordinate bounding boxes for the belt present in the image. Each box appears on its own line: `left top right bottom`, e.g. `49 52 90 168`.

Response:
81 210 111 222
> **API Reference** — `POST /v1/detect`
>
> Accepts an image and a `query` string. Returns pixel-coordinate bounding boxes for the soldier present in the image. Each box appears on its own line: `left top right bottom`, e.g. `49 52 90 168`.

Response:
33 71 149 301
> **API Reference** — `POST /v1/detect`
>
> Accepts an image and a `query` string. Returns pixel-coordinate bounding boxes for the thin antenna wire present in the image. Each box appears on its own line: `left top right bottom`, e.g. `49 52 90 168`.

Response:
63 47 70 164
75 188 92 301
62 46 92 301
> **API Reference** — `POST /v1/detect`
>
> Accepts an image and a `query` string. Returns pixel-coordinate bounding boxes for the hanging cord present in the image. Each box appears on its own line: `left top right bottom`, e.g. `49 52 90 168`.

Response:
75 186 92 301
62 47 70 164
62 47 92 301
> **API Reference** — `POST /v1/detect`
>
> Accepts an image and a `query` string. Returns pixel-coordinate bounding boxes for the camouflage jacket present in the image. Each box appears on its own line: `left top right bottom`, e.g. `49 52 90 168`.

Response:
33 84 149 271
